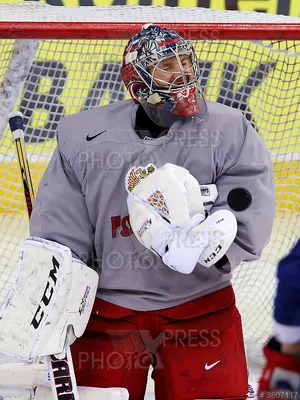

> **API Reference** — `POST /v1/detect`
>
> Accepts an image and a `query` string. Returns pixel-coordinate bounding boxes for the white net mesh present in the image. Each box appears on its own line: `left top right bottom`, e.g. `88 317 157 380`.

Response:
0 4 299 362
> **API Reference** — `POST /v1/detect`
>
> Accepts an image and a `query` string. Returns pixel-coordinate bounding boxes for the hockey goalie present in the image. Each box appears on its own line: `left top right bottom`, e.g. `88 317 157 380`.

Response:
0 23 276 400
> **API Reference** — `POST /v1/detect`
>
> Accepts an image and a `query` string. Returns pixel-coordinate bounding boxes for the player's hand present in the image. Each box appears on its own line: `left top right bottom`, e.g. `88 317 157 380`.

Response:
258 338 300 398
127 163 206 274
127 163 237 273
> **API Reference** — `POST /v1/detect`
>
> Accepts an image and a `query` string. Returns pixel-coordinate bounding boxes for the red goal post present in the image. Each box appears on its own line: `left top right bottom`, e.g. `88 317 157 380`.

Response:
0 3 299 363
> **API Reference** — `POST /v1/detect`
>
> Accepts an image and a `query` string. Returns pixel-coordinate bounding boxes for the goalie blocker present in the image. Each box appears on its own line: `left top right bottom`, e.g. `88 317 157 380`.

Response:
0 237 98 361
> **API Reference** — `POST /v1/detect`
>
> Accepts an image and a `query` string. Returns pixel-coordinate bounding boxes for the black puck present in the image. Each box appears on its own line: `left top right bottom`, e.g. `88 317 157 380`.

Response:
227 188 252 212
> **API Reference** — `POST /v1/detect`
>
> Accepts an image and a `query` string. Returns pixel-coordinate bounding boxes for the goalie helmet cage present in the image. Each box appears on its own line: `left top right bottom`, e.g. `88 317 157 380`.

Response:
0 3 299 364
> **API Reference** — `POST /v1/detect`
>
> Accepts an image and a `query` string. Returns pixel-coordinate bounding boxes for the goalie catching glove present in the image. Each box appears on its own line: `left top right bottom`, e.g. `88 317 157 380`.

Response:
127 163 237 274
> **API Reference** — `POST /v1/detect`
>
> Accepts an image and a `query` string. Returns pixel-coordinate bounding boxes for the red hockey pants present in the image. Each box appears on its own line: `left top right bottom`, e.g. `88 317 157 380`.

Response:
71 285 248 400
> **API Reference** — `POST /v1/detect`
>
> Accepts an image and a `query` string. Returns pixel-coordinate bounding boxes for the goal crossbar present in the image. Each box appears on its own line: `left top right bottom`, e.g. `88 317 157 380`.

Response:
0 22 300 40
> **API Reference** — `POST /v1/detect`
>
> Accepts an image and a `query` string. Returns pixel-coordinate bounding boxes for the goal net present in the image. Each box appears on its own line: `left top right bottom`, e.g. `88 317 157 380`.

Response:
0 3 299 364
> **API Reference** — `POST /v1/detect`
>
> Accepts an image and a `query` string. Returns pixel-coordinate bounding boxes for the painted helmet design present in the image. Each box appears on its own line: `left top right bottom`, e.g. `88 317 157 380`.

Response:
121 24 207 128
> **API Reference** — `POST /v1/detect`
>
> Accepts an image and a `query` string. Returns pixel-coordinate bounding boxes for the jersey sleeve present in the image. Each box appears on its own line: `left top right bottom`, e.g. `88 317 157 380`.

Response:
29 145 95 266
273 239 300 343
211 122 276 273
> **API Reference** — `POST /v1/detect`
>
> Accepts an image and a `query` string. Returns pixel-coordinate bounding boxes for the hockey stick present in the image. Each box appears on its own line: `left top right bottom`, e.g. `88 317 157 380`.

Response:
8 111 35 217
8 111 80 400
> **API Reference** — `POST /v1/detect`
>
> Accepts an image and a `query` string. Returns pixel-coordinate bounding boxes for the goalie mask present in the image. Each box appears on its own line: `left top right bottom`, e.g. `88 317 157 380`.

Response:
121 24 207 128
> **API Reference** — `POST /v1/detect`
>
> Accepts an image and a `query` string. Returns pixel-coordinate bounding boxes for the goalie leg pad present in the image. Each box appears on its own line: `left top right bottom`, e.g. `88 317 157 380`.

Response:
0 363 129 399
0 237 98 361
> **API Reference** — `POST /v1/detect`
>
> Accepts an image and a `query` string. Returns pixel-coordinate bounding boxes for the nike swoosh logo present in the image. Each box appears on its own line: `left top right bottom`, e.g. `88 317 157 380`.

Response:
205 360 220 370
86 130 107 141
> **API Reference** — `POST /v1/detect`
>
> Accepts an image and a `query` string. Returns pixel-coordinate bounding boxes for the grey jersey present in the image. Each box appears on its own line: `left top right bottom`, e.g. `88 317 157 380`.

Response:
30 100 276 311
